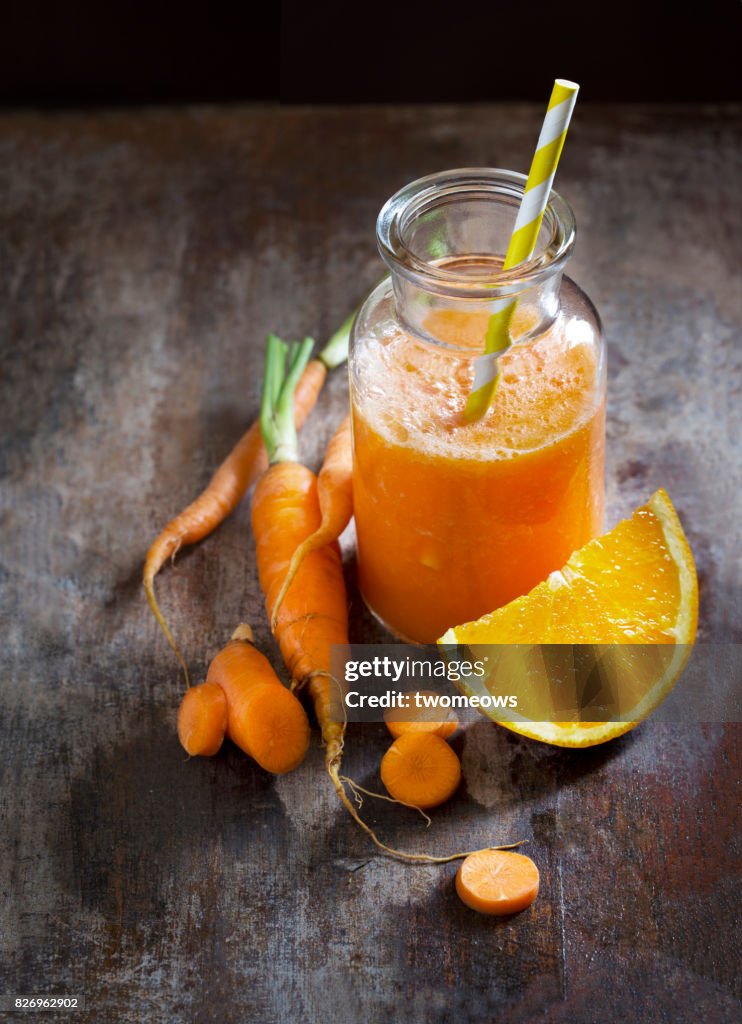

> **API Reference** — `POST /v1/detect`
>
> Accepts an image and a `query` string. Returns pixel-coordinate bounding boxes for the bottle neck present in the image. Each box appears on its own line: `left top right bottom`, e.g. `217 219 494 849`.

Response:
376 168 575 352
389 257 564 350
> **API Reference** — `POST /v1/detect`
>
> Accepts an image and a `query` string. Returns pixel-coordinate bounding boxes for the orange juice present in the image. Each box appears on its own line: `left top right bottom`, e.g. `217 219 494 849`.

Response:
350 168 606 642
351 300 605 642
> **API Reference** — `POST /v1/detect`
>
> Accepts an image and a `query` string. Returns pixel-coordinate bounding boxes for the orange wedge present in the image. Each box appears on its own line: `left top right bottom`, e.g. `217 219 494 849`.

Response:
439 489 698 746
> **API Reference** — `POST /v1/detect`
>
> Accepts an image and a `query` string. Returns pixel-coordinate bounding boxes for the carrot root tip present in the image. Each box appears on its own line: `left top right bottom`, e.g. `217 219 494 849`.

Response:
144 577 191 687
340 775 432 827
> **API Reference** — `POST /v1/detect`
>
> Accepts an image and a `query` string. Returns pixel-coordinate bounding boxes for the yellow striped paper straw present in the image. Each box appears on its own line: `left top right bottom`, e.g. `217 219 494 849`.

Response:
464 79 580 422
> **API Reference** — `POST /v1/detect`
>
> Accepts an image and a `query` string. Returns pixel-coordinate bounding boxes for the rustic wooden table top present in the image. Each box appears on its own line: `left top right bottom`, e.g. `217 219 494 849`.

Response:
0 105 739 1024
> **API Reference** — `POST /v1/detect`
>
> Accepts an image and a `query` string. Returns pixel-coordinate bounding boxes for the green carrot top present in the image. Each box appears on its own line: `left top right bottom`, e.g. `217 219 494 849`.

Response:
259 334 314 465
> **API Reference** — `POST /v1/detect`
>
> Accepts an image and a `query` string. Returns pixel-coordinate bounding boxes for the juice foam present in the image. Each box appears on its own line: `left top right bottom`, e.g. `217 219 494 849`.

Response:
352 309 600 459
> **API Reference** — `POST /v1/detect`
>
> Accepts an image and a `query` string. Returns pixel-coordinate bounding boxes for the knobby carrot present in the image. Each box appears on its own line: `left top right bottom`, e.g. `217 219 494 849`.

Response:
143 311 355 684
380 732 462 810
270 415 353 629
455 850 540 915
254 335 519 863
203 623 310 774
177 682 228 756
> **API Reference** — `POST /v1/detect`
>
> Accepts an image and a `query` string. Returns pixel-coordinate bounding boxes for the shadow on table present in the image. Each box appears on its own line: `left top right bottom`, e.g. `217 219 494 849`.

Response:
63 704 289 927
316 717 633 868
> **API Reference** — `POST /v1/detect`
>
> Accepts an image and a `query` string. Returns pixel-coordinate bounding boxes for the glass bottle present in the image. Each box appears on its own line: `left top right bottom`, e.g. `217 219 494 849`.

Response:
349 168 605 643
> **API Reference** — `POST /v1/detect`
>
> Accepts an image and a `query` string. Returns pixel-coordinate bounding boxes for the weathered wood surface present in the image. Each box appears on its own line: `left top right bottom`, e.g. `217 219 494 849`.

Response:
0 105 739 1024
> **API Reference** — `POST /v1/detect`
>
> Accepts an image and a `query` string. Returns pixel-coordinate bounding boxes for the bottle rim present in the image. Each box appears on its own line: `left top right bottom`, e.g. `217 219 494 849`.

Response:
376 167 576 299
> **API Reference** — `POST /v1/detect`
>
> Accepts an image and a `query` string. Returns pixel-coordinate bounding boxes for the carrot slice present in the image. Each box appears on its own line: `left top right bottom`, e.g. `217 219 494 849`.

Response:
230 682 311 775
380 733 462 810
384 690 458 740
456 850 540 915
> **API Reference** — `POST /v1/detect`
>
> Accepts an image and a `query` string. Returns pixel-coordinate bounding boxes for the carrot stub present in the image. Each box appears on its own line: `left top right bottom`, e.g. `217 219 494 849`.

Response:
455 850 540 915
380 733 462 810
384 690 459 740
177 682 228 756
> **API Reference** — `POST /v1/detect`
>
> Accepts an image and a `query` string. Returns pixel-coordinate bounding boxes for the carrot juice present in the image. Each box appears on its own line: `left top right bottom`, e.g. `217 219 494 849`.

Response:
349 170 606 643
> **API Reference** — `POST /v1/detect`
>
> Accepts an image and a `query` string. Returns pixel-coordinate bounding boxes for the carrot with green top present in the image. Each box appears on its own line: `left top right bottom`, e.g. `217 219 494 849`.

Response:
143 312 355 684
253 335 519 863
252 335 348 768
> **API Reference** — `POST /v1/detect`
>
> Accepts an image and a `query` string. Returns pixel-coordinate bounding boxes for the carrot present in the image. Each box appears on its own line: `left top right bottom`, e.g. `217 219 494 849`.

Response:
204 623 310 774
270 415 353 629
177 682 228 756
380 733 462 810
384 690 459 740
253 335 519 863
253 464 348 687
252 337 348 775
455 850 540 915
143 311 355 684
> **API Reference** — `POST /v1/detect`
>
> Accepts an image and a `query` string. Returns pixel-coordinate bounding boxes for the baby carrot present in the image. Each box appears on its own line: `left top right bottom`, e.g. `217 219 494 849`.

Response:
455 850 540 915
205 623 310 774
177 682 228 756
143 312 355 684
380 732 462 810
270 415 353 629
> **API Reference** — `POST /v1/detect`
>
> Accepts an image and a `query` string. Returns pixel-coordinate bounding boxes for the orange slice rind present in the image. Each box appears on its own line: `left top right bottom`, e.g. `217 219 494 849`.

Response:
439 489 698 746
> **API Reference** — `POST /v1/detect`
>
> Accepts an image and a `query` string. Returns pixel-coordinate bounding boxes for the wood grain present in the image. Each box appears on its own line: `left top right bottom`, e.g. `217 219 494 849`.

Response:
0 105 739 1023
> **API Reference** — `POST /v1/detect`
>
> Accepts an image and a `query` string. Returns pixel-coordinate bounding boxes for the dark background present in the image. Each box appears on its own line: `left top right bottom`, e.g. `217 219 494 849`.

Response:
1 0 740 106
